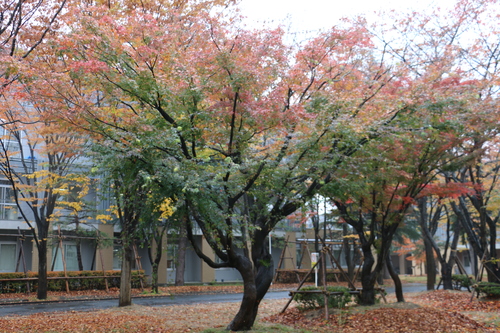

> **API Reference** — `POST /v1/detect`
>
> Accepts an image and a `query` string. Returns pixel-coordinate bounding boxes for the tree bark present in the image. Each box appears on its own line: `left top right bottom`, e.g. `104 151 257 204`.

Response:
224 227 275 331
76 240 84 271
175 223 187 286
386 254 404 302
441 262 454 290
119 244 134 307
226 252 274 331
359 245 377 305
423 236 436 290
37 239 48 300
147 230 165 294
343 225 354 281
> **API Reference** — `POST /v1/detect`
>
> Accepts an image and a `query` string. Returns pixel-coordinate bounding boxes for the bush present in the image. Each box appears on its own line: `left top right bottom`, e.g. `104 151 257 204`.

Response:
474 282 500 298
452 274 475 289
0 270 145 294
293 286 353 310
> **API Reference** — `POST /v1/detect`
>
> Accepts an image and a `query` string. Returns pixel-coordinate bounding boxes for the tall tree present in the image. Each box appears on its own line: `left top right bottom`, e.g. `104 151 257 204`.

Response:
325 97 479 304
44 3 401 330
416 196 443 290
0 85 86 299
29 0 500 329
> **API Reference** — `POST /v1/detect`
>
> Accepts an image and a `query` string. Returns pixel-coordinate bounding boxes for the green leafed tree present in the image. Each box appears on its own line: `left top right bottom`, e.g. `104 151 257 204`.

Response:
27 0 500 329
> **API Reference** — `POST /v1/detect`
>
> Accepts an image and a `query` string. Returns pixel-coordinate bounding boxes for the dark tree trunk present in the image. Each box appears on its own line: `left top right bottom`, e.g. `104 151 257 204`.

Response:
359 245 377 305
386 254 404 302
226 254 274 331
377 270 385 285
37 239 48 300
175 223 187 286
119 244 134 307
76 240 84 271
359 223 399 305
226 230 274 331
441 262 454 290
423 236 436 290
487 221 500 282
150 261 159 293
75 218 84 271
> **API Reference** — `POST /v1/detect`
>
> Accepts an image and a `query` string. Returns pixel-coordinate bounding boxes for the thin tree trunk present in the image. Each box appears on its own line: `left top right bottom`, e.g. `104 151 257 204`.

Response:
37 239 48 300
150 234 164 293
387 254 404 302
119 244 134 307
75 218 84 271
76 240 84 271
151 262 159 293
343 224 354 281
423 236 436 290
175 223 187 286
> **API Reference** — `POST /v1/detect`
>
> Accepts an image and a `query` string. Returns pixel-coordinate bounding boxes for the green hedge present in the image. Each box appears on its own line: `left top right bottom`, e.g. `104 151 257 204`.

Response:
293 286 353 310
452 274 475 289
474 282 500 298
0 270 145 294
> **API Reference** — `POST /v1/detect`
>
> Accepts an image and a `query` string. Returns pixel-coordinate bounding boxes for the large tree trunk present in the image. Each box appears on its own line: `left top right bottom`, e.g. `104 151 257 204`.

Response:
487 221 500 282
37 239 48 300
119 244 134 307
441 262 454 290
386 254 404 302
226 257 273 331
423 236 436 290
226 237 274 331
175 224 187 286
359 246 377 305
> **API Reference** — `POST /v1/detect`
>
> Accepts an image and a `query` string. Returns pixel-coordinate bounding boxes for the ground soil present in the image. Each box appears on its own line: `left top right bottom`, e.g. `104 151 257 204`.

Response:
0 282 498 332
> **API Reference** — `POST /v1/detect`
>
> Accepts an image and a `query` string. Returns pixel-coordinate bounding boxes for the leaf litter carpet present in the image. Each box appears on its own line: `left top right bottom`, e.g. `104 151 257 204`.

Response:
0 285 498 332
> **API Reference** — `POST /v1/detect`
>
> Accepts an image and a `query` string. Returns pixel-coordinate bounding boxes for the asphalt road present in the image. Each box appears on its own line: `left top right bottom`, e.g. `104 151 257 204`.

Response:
0 283 428 317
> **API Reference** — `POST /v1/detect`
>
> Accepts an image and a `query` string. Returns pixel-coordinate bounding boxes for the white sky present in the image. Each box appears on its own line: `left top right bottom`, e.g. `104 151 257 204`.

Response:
238 0 456 34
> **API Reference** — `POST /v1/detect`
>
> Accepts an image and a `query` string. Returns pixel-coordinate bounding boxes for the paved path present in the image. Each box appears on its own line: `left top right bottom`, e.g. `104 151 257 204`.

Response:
0 284 428 317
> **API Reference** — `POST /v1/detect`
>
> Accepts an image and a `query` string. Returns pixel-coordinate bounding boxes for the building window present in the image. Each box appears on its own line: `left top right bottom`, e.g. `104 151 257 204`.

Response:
464 252 470 267
0 180 18 220
0 128 21 153
0 243 17 272
52 243 79 271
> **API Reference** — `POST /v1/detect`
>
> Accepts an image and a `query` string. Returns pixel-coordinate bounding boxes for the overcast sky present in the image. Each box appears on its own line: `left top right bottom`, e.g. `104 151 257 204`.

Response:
238 0 456 34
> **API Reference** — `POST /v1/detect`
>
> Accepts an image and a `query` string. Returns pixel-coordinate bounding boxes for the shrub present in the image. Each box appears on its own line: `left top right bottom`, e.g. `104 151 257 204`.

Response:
0 270 145 294
474 282 500 298
293 286 353 311
452 274 475 289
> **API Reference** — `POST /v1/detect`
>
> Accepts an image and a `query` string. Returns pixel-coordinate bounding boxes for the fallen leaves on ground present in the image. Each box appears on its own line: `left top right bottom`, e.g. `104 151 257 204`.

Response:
265 305 492 332
0 285 499 332
408 289 500 312
264 289 499 333
0 298 288 332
